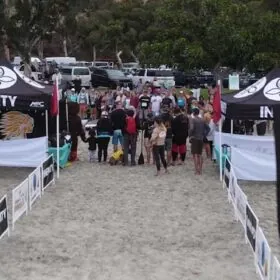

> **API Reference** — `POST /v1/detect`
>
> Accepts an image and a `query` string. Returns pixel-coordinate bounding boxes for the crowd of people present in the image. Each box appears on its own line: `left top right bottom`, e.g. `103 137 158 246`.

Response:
69 83 218 176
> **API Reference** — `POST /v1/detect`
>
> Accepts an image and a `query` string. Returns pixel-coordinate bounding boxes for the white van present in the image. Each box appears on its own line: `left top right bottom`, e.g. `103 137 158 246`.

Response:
45 57 77 65
132 68 175 88
60 66 91 87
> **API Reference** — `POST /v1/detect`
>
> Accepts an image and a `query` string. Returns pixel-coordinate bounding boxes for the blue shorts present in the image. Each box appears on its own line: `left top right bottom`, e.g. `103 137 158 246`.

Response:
112 129 123 146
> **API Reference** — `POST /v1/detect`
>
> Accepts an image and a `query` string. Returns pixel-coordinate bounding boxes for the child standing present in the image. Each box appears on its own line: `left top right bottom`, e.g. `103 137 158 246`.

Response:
150 117 168 176
85 128 97 162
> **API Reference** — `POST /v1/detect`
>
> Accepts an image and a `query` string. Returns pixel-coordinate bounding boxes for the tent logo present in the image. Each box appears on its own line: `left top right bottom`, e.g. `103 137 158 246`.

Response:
260 106 273 119
234 77 266 99
13 67 45 89
0 66 17 89
263 78 280 101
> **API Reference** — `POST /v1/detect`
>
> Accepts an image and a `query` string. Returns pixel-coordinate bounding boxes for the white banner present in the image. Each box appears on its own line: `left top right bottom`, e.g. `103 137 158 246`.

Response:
234 182 248 229
12 178 29 229
29 166 42 210
0 137 48 167
256 227 271 280
214 132 274 155
229 74 240 90
272 256 280 280
231 147 276 181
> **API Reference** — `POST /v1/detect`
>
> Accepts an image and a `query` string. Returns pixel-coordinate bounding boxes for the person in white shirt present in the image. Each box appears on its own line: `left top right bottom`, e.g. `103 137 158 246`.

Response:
151 92 162 116
115 91 126 105
77 87 89 119
51 68 62 85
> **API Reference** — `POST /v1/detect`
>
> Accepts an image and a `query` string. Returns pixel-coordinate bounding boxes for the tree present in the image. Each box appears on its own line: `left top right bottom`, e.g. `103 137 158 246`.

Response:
5 0 69 73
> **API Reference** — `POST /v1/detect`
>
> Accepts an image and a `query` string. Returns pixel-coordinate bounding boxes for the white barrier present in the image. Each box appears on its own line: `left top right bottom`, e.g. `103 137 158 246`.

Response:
272 256 280 279
231 147 276 181
222 156 279 280
12 178 28 230
0 136 48 167
28 165 42 210
0 155 56 242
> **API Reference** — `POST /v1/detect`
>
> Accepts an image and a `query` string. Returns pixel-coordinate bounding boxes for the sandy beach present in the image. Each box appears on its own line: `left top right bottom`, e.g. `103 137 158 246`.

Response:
0 140 260 280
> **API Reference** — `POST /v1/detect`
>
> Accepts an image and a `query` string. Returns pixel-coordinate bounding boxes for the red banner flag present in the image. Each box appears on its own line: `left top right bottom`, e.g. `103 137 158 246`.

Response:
212 84 221 123
50 80 59 117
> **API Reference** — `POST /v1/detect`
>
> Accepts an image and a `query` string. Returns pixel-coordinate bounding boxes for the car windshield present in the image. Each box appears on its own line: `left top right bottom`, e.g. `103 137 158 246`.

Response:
73 68 90 75
106 70 126 78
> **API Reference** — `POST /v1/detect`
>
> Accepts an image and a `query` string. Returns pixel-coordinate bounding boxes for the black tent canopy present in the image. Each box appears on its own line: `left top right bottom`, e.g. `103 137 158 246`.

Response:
221 68 280 237
222 68 280 120
0 60 52 111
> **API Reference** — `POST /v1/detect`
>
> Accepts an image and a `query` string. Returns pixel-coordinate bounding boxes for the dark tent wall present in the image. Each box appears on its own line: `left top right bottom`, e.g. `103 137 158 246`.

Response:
0 109 47 140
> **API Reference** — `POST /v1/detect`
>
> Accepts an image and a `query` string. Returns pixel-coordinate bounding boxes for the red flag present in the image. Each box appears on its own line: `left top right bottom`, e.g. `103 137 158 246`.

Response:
212 84 221 123
50 80 59 117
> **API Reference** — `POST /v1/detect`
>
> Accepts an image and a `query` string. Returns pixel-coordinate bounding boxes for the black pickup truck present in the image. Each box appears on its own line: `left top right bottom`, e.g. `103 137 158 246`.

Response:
91 67 133 89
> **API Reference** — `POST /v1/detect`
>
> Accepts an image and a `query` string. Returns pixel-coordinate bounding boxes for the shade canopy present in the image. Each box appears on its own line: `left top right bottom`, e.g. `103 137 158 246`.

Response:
222 68 280 120
0 60 52 111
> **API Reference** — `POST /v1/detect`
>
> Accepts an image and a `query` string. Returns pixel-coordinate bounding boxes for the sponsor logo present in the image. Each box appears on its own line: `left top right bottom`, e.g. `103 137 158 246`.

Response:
0 95 17 107
260 106 273 119
30 101 44 108
263 78 280 101
234 77 267 99
0 66 17 89
43 165 54 178
0 208 7 223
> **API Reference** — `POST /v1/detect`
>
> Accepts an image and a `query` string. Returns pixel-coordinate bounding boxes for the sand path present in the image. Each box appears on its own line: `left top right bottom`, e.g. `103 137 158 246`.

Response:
0 143 257 280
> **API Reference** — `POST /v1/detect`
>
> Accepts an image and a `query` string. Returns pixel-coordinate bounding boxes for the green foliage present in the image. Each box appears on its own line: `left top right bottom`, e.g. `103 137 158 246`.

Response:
1 0 280 72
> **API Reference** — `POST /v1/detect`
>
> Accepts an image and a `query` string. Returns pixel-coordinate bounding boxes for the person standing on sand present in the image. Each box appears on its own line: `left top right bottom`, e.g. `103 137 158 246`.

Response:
96 111 112 163
171 108 189 165
110 102 126 152
150 117 168 176
123 106 139 166
189 108 207 175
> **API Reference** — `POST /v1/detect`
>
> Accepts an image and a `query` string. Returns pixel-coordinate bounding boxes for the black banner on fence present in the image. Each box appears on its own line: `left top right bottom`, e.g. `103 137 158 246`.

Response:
0 196 8 239
42 155 54 190
246 204 258 252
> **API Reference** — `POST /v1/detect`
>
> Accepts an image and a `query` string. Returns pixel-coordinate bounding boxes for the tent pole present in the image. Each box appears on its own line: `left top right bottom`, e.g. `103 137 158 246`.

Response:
274 107 280 237
219 119 223 181
66 99 69 133
56 76 60 179
45 109 48 138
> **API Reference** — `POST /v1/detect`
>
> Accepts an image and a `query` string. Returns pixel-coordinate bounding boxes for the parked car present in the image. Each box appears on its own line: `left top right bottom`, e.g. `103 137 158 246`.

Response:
132 68 175 88
196 72 215 88
19 64 43 81
91 68 133 89
60 66 91 87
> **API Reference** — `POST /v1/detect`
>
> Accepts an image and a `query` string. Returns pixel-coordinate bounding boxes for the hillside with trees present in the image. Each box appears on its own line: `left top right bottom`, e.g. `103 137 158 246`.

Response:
0 0 280 72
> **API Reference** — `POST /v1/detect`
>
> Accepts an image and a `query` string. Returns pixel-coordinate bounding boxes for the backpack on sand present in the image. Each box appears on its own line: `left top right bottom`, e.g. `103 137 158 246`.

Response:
126 116 137 134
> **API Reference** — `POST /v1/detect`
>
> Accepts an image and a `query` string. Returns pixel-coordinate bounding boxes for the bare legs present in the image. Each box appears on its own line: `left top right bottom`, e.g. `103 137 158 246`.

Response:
193 154 203 175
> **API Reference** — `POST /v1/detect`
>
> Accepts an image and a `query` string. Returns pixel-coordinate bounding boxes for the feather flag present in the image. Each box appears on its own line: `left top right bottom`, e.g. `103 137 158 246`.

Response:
50 79 59 117
212 83 221 123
